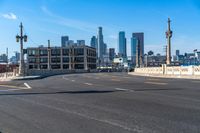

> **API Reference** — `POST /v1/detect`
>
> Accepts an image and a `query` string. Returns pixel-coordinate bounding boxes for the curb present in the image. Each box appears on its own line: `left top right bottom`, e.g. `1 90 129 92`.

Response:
12 76 43 81
128 72 200 80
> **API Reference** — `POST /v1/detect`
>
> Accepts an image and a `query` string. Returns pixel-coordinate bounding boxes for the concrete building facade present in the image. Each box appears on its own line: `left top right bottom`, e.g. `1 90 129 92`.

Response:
27 45 96 71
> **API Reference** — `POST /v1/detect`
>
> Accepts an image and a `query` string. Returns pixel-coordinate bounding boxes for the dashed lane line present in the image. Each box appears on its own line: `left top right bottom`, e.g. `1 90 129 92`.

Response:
144 82 167 85
111 79 121 81
115 88 128 91
84 83 93 86
115 88 135 92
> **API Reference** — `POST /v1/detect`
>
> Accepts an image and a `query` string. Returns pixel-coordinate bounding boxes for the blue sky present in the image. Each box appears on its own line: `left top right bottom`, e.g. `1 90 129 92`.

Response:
0 0 200 57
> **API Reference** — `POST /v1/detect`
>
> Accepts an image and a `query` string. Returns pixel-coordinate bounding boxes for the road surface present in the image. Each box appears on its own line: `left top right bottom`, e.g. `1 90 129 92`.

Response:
0 72 200 133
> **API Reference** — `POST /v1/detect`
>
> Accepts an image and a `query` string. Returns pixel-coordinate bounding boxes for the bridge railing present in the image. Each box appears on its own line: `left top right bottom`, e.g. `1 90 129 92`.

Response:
0 68 19 80
134 65 200 76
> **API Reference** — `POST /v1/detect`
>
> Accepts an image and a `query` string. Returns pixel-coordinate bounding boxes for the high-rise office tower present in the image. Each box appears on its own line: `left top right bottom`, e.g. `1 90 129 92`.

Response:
176 50 180 56
90 36 97 49
61 36 69 47
77 40 85 46
97 27 104 62
103 43 107 55
131 37 138 65
132 33 144 67
109 48 115 61
118 31 127 58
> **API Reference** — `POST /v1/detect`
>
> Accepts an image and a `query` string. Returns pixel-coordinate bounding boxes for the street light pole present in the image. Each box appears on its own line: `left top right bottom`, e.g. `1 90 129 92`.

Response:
16 22 28 76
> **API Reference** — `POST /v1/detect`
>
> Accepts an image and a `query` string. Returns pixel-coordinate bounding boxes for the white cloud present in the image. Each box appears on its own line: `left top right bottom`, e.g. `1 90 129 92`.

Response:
40 6 98 33
1 13 17 20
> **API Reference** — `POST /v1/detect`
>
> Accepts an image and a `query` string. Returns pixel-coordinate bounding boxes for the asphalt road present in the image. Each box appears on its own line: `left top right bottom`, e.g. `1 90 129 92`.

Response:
0 72 200 133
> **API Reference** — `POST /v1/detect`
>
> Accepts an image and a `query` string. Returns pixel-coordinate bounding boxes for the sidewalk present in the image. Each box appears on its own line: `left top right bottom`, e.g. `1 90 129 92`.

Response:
128 72 200 80
12 76 42 80
0 76 42 82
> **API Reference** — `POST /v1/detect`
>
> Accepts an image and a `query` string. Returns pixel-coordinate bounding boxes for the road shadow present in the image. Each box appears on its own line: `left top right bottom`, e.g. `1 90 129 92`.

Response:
0 90 118 96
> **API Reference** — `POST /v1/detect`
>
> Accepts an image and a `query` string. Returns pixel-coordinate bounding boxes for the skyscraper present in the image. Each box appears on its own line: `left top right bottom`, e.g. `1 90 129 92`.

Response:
90 36 97 49
132 33 144 67
103 43 107 55
109 48 115 61
77 40 85 46
61 36 69 47
97 27 104 62
118 31 127 58
176 50 180 56
131 37 138 65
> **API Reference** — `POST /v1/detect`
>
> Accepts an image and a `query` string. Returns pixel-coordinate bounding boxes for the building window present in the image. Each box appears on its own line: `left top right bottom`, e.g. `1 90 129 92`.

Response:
40 58 48 63
63 64 69 69
51 49 61 56
28 58 36 63
51 65 61 69
29 65 38 69
29 65 33 69
74 57 84 63
87 57 96 63
63 57 69 63
74 48 84 56
40 65 48 69
88 64 96 69
51 58 61 63
63 49 69 56
75 64 84 69
28 49 38 56
40 49 48 56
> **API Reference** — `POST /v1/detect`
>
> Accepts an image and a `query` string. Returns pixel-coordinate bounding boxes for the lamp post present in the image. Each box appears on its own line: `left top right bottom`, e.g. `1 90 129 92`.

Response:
166 18 173 65
16 22 28 76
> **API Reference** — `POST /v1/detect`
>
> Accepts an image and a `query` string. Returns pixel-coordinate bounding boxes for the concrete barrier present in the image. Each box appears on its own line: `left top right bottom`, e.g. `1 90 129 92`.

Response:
0 72 18 81
133 65 200 77
27 69 98 77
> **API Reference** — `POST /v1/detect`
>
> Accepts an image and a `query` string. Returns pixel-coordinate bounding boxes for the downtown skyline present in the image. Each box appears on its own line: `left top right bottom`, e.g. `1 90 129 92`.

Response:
1 0 200 56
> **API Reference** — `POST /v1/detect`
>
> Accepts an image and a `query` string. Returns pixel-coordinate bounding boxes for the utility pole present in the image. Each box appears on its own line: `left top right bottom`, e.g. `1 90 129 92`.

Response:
16 22 28 76
166 18 173 65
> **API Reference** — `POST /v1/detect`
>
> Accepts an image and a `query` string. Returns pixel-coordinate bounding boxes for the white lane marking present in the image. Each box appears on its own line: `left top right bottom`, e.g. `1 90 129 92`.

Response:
115 88 128 91
0 83 32 91
84 83 93 86
111 79 121 81
62 76 69 80
115 88 135 92
144 82 167 85
13 97 142 133
123 77 131 79
147 78 160 81
24 83 32 89
62 76 75 82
